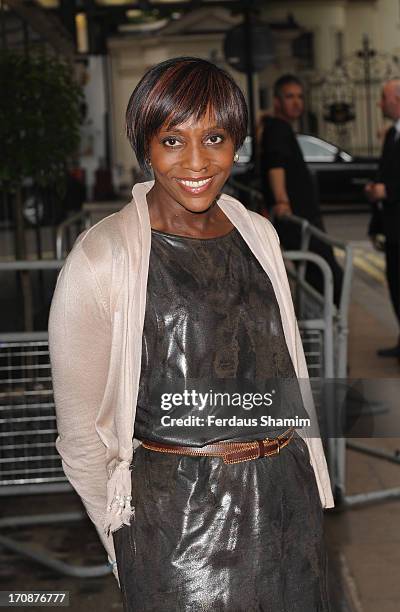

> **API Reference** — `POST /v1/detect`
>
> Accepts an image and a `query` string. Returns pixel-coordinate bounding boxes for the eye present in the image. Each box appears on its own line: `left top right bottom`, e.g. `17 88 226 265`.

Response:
162 137 182 148
205 134 224 145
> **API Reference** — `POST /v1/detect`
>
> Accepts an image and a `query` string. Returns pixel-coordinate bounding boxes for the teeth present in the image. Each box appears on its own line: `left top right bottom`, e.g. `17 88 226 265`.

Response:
178 178 212 188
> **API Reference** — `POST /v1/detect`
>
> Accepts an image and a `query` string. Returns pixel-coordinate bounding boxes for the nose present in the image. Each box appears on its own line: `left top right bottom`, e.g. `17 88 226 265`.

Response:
182 142 209 173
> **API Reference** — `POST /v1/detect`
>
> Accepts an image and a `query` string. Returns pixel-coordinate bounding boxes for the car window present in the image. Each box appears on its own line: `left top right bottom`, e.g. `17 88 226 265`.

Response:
297 134 338 162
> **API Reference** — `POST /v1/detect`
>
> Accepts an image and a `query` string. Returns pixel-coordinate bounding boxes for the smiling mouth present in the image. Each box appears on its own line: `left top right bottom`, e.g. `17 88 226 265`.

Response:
175 177 214 194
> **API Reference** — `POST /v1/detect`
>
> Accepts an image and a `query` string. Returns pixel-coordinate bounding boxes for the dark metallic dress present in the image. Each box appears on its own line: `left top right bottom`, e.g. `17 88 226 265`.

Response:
113 227 330 612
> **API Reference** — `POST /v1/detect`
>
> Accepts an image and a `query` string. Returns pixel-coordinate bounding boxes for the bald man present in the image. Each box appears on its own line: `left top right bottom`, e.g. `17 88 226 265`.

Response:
365 79 400 357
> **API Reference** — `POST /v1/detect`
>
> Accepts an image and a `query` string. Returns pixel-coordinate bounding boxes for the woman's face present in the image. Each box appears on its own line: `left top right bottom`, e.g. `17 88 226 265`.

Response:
147 108 236 213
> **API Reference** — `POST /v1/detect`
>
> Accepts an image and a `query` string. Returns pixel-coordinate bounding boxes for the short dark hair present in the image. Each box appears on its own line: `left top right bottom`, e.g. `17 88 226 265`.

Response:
273 74 303 99
126 56 248 173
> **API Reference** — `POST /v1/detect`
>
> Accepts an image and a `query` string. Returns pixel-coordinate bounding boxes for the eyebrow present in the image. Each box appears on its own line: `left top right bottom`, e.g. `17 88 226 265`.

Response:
160 125 226 134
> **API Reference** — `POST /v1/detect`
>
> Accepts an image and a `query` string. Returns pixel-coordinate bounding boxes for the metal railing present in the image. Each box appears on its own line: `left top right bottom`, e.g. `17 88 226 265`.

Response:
280 216 352 503
0 259 111 578
227 179 350 494
229 178 400 508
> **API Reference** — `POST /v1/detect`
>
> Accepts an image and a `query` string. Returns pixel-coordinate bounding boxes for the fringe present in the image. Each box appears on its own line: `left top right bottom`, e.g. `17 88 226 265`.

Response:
104 459 135 537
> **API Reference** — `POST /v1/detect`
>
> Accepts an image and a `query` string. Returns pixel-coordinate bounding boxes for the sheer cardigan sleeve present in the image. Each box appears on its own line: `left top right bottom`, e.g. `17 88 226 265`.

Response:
48 237 120 580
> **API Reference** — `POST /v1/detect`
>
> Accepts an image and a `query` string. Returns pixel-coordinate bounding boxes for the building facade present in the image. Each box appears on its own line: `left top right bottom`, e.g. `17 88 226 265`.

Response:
106 0 400 189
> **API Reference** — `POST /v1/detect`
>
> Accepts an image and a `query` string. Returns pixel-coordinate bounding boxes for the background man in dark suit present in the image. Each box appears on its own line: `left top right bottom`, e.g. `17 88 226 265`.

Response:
365 78 400 357
259 74 343 307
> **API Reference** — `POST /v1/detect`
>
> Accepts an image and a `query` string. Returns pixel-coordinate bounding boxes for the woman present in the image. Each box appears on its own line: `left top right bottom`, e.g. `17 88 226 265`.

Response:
49 57 334 612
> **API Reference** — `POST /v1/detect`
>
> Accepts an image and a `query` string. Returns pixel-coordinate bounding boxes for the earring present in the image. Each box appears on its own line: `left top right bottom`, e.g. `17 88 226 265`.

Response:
234 153 239 163
146 159 152 167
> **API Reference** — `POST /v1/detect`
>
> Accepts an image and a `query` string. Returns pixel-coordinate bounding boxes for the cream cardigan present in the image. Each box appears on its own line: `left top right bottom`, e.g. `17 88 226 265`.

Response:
48 180 334 573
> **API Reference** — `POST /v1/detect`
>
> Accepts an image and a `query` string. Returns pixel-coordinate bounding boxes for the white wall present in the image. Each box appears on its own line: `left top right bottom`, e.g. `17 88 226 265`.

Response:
261 0 400 72
261 0 347 72
346 0 400 57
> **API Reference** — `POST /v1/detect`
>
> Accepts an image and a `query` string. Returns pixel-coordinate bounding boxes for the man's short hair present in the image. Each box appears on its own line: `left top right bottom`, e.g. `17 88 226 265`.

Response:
273 74 303 99
126 56 248 173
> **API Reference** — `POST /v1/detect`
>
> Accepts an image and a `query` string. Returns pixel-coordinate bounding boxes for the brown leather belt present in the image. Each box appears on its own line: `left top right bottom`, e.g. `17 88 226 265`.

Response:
140 427 295 465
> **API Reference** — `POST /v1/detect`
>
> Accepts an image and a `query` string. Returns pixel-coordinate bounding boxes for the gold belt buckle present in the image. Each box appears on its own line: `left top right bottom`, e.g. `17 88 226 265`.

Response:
264 428 293 456
265 438 280 456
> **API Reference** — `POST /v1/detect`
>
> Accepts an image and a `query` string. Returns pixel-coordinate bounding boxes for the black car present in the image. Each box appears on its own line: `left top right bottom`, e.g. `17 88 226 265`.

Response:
230 134 378 205
297 134 378 204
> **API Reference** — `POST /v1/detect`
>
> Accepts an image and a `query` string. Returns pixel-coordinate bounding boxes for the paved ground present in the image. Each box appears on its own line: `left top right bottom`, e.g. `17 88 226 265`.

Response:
0 208 399 611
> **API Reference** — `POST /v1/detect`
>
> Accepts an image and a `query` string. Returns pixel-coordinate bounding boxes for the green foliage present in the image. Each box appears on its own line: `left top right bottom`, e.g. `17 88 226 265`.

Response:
0 49 84 193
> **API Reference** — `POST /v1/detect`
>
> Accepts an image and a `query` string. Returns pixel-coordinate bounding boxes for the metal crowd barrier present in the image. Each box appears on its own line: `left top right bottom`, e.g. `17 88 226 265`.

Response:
0 260 111 577
227 178 353 503
280 215 352 505
283 215 400 507
229 178 400 508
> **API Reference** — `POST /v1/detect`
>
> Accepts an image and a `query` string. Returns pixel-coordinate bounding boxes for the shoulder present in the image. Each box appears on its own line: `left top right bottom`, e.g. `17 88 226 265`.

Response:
59 200 136 309
262 116 292 137
247 209 281 246
67 200 136 267
260 117 294 156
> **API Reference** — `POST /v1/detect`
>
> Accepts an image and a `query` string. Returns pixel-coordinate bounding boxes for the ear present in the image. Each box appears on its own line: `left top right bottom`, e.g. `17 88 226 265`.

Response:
273 96 281 114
